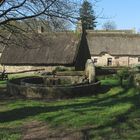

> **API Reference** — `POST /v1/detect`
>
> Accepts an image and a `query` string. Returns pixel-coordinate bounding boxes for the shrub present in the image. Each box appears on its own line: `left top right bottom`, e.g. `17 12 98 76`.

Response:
131 65 140 73
53 66 75 73
117 68 133 86
117 68 129 78
96 67 117 75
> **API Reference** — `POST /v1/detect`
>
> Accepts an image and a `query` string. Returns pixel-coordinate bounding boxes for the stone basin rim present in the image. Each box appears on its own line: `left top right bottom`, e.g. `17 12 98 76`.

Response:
8 76 100 88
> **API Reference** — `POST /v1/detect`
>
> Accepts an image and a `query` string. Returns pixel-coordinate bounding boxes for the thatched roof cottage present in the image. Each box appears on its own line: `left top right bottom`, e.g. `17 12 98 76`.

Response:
1 30 140 71
87 31 140 67
0 32 91 72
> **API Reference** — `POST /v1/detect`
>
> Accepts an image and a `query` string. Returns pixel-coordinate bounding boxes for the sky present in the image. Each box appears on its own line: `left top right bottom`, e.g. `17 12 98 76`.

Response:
93 0 140 31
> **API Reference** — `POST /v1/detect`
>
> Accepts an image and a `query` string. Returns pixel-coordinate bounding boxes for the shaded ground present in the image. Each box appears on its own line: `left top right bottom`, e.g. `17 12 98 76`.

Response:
0 82 115 140
1 76 140 140
23 121 84 140
0 87 92 140
0 88 9 99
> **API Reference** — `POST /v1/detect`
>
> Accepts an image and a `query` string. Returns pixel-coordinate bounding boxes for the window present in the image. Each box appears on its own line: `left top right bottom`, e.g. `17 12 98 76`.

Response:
94 58 98 64
107 58 112 66
138 57 140 62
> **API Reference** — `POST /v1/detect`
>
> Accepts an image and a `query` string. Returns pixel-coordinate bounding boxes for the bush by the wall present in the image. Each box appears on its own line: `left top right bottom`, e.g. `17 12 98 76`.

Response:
96 67 117 75
117 68 131 87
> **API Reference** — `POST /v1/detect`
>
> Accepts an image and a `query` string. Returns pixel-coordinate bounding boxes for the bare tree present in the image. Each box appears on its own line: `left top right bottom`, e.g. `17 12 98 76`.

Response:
0 0 78 25
102 20 117 30
0 0 79 45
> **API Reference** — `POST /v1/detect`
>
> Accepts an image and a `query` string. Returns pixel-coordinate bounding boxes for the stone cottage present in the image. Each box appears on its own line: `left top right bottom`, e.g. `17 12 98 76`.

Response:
0 32 91 72
87 31 140 67
1 29 140 71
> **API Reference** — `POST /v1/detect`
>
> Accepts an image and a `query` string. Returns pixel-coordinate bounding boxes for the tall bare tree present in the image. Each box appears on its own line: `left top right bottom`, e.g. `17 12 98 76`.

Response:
0 0 79 45
0 0 78 25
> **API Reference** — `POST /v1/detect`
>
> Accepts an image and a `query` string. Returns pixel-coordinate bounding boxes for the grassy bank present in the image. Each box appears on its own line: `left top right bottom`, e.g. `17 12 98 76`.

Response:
0 75 140 139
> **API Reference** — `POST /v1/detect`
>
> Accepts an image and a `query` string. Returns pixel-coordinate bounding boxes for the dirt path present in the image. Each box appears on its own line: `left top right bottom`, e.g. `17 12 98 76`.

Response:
22 121 85 140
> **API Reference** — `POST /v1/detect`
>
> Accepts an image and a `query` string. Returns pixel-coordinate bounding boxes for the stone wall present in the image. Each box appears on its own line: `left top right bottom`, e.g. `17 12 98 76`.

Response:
92 53 140 67
7 77 100 99
3 66 57 73
2 55 140 72
0 53 3 71
129 57 139 66
92 53 115 66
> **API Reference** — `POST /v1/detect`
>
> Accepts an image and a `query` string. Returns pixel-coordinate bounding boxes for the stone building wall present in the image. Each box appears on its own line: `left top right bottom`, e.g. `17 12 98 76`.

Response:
0 53 3 71
129 57 139 66
2 56 140 73
92 53 140 67
115 56 129 66
3 66 57 73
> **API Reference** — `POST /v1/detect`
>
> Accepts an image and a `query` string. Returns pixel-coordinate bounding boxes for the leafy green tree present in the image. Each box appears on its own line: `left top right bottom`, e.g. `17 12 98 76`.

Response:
79 0 96 30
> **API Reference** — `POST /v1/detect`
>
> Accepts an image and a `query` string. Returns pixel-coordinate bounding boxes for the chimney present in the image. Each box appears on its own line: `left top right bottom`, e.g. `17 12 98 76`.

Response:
38 26 44 33
76 20 82 32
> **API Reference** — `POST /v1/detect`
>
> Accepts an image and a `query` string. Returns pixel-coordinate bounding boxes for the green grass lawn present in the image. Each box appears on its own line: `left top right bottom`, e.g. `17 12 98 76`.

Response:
0 75 140 139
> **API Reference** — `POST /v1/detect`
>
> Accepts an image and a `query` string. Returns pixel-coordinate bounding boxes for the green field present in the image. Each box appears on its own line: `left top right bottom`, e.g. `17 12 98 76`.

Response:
0 74 140 139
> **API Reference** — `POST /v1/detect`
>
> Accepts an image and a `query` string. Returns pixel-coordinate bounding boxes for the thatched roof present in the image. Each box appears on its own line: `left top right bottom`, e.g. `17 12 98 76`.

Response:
0 44 4 53
87 32 140 56
0 32 83 66
87 29 136 34
0 32 13 53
